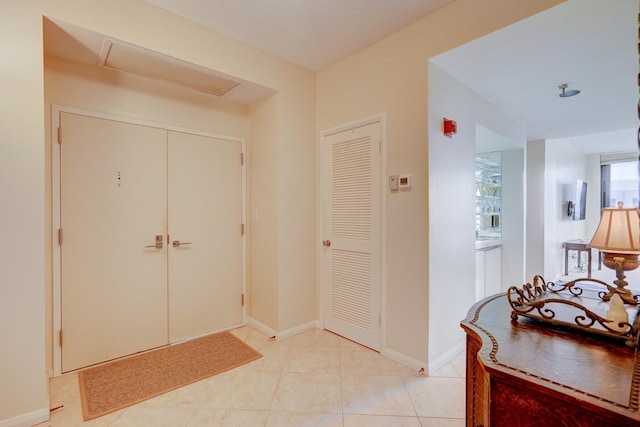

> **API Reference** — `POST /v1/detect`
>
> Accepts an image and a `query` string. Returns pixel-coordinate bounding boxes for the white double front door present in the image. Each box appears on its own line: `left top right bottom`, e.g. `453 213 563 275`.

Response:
58 112 243 372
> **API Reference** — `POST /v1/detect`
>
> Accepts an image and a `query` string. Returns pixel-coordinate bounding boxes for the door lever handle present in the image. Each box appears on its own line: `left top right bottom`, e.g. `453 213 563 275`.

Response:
145 235 163 249
172 240 192 248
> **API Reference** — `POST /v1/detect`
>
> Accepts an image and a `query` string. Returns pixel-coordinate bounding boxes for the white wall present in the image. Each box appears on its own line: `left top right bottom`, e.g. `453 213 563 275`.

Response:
428 63 526 369
585 153 601 238
543 138 588 279
528 143 603 281
501 149 526 288
526 140 546 280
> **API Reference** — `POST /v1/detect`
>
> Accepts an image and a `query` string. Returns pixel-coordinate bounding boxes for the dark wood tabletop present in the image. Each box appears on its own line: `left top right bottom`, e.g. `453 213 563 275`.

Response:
460 293 639 426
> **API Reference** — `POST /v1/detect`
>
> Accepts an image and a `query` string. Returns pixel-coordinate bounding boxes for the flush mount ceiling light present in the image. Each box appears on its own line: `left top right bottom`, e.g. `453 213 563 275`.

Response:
558 83 581 98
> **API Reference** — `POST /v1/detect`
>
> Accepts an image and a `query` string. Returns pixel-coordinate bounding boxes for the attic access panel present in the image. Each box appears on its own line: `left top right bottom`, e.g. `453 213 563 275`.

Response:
99 39 240 97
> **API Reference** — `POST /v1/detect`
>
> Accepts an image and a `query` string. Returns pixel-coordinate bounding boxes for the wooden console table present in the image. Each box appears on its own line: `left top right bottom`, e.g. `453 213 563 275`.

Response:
461 293 639 426
563 239 595 278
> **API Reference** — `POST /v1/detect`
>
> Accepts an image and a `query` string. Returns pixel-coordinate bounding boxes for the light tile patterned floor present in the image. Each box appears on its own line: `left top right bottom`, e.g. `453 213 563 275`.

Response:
35 327 466 427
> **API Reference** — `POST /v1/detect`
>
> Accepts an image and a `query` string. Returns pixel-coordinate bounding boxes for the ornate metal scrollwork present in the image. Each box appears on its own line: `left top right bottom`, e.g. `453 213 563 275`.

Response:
508 276 640 348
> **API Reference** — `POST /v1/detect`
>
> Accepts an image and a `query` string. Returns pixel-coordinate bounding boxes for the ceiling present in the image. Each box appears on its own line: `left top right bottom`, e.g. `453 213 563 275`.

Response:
46 0 637 154
143 0 637 153
432 0 637 153
144 0 453 72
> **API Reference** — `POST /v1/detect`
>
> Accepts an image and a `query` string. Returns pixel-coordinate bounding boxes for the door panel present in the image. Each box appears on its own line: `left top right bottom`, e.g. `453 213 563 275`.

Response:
168 131 243 342
322 122 381 350
60 112 168 372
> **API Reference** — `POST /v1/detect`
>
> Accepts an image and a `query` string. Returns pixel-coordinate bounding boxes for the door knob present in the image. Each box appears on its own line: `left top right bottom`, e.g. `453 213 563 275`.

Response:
145 235 163 249
322 240 331 247
172 240 192 248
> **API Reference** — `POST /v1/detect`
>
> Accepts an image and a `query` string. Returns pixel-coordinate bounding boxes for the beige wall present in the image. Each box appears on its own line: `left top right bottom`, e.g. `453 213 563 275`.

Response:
2 0 316 423
0 1 48 424
42 0 316 334
317 0 564 365
276 84 317 331
44 57 250 137
2 0 566 423
248 94 280 329
43 55 252 373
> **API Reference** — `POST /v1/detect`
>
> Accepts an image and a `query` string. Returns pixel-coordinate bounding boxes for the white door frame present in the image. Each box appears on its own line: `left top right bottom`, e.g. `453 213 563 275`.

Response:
317 113 387 351
51 104 247 376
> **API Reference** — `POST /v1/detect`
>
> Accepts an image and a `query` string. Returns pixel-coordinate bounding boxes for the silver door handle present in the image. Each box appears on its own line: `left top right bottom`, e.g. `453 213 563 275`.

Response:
172 240 192 248
145 235 163 249
322 240 331 247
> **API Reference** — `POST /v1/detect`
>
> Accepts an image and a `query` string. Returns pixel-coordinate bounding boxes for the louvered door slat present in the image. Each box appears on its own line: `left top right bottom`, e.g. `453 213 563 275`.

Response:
332 136 372 240
332 249 372 329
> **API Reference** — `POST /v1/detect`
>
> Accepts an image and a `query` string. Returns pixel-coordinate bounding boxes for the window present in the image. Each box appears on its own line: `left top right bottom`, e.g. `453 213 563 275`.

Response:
601 160 639 208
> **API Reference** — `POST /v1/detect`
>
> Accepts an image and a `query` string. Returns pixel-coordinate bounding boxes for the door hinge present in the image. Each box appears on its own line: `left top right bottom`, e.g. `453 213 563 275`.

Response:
59 330 63 347
58 228 63 245
241 152 244 165
57 126 62 144
241 293 245 306
379 314 381 326
241 223 245 235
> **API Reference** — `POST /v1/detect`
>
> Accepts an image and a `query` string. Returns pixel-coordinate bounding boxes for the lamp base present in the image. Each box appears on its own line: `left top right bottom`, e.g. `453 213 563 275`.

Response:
601 253 639 305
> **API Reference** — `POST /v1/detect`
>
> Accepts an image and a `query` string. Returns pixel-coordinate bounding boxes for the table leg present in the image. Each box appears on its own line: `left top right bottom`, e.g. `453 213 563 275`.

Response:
598 251 602 270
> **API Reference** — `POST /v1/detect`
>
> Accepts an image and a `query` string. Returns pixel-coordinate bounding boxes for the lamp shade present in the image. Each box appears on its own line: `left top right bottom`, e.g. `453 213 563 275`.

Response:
589 207 640 254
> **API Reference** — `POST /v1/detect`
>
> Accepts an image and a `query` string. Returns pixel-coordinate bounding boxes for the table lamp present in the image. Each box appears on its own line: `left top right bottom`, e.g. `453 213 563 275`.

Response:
588 203 640 305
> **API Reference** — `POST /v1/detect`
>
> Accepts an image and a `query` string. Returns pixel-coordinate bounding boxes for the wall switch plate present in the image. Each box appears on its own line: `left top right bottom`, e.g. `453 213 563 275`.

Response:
389 175 399 191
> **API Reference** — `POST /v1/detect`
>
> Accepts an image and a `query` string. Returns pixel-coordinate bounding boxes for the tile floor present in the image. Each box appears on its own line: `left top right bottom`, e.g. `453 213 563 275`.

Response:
35 327 466 427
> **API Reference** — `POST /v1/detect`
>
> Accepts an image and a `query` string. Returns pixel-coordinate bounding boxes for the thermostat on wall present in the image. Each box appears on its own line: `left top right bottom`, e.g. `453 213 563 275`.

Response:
399 174 413 190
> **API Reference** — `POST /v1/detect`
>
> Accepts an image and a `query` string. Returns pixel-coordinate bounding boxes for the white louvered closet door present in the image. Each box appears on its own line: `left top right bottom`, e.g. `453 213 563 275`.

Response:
322 122 381 351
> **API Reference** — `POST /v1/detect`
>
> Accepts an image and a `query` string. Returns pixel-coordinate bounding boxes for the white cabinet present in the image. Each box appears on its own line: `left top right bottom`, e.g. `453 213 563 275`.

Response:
475 245 502 301
484 246 502 296
475 250 486 302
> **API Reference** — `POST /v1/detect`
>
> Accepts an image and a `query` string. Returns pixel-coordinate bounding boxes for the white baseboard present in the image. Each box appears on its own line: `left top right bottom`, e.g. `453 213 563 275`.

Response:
381 348 427 373
275 321 318 340
246 317 277 338
246 318 319 341
0 406 49 427
427 341 466 375
247 317 462 377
